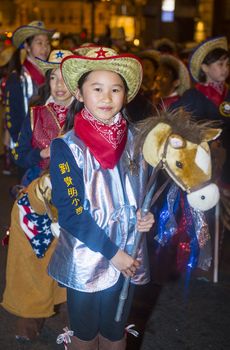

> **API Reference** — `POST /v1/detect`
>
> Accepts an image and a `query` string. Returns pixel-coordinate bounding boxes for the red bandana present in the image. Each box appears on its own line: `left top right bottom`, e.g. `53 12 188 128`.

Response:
47 102 68 128
74 108 128 169
195 82 227 107
24 59 45 86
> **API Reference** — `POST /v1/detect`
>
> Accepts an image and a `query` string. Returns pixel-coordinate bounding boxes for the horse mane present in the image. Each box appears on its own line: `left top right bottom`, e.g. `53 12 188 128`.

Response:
132 107 222 151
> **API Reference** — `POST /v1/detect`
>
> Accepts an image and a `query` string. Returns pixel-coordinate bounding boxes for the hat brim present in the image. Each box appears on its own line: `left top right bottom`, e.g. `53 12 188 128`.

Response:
61 54 143 103
13 25 55 48
35 58 60 73
189 36 228 82
137 50 160 64
160 54 191 96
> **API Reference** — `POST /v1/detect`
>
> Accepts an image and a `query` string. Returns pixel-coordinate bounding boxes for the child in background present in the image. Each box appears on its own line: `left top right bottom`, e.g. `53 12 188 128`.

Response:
153 54 190 109
172 36 230 279
172 36 230 188
48 47 155 349
1 50 73 341
12 49 73 185
5 21 54 179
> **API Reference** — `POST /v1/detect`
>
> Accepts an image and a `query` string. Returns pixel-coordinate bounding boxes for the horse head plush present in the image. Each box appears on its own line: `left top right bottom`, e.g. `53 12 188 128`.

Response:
116 108 221 322
140 109 221 211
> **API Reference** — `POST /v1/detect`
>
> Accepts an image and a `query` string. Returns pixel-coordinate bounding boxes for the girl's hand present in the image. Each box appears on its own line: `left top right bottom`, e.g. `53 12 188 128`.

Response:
110 250 140 278
40 146 50 159
136 209 155 232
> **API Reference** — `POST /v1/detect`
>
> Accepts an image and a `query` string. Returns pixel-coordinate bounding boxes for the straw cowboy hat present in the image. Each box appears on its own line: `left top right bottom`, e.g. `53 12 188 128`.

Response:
13 21 55 48
35 49 72 72
0 46 16 67
73 43 99 56
160 54 191 95
137 49 160 66
189 36 228 82
61 47 143 102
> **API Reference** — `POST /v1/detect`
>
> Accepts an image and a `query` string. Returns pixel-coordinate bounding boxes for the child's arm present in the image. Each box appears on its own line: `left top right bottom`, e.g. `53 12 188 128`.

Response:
50 138 119 260
12 114 42 168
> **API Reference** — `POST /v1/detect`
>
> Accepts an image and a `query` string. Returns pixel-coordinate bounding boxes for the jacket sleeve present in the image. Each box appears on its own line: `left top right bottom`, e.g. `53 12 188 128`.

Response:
5 73 26 142
11 112 41 168
50 137 119 260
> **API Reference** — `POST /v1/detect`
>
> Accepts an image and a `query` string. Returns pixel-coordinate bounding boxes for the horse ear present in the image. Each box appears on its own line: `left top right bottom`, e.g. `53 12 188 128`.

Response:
202 128 222 142
168 134 185 149
143 123 172 166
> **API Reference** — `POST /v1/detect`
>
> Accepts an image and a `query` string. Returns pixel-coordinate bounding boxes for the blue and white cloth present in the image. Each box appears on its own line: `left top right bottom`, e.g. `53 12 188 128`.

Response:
17 193 54 258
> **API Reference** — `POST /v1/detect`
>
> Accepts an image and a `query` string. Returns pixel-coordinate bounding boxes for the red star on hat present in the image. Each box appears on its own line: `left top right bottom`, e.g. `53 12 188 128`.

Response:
95 48 108 58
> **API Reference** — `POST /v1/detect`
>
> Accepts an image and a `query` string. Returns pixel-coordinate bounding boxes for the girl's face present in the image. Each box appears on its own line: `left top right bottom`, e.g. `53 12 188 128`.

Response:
202 56 230 84
25 34 51 61
76 70 126 124
50 68 72 106
154 65 179 98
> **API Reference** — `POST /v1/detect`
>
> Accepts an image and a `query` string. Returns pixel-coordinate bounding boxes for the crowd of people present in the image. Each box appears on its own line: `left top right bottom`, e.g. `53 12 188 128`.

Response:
0 19 229 350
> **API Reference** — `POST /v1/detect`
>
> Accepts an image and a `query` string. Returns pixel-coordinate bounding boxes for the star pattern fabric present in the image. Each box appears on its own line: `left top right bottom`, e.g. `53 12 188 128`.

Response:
17 193 54 258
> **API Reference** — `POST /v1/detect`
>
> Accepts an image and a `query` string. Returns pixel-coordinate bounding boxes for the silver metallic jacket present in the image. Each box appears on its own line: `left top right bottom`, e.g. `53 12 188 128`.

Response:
48 126 151 292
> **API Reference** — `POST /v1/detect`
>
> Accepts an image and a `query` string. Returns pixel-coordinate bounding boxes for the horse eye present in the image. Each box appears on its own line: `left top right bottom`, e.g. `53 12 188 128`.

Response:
176 161 183 169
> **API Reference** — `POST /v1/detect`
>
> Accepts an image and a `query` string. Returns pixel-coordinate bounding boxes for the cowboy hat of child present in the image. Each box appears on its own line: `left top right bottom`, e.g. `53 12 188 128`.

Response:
35 49 72 72
137 49 160 64
61 46 143 102
13 21 55 49
189 36 228 82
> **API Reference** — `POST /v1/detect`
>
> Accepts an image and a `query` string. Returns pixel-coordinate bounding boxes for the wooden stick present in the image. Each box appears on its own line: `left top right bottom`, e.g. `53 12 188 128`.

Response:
213 202 220 283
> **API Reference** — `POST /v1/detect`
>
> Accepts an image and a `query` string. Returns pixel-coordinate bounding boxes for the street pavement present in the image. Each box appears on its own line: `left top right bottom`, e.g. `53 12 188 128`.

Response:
0 157 230 350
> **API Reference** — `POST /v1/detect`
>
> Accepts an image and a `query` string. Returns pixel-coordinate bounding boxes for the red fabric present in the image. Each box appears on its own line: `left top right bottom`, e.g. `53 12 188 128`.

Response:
74 108 128 169
195 82 228 107
31 103 68 169
24 59 45 86
174 194 191 272
160 95 180 109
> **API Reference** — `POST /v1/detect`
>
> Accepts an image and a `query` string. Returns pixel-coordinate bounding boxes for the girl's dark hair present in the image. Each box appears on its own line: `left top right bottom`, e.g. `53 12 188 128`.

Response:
198 48 229 82
63 70 129 132
29 70 52 107
25 36 35 47
7 48 22 76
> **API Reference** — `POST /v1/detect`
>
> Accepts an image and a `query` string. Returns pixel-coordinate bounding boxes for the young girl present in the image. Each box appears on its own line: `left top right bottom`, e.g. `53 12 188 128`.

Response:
5 20 54 179
12 49 73 185
1 50 72 341
48 47 155 349
173 36 230 186
153 54 190 109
